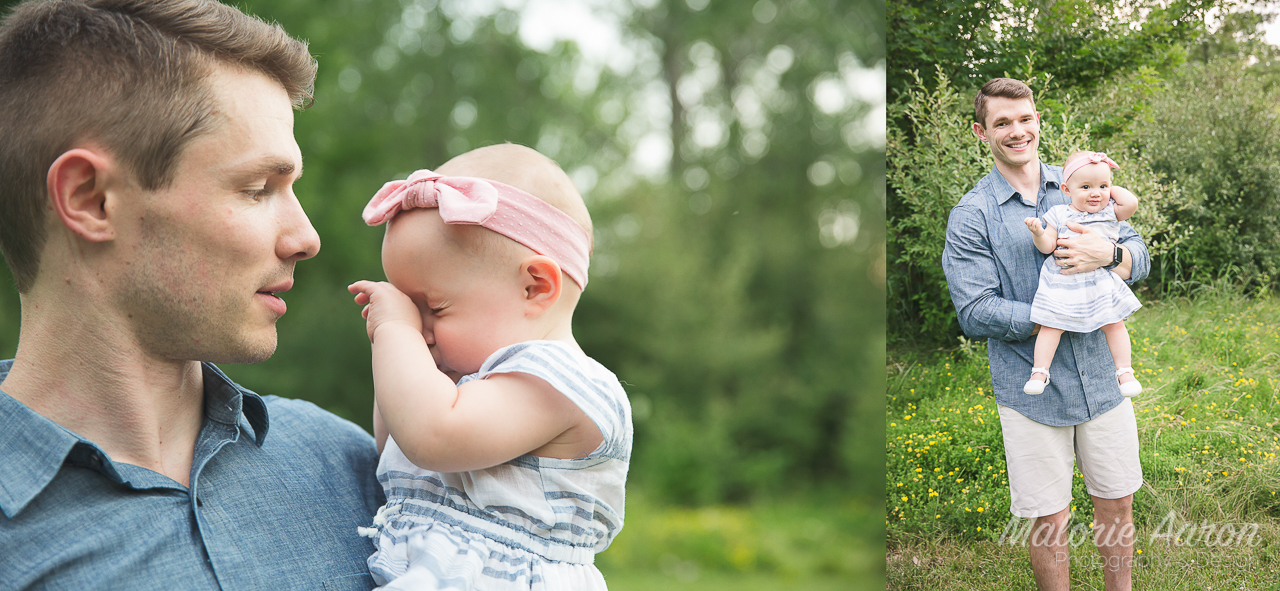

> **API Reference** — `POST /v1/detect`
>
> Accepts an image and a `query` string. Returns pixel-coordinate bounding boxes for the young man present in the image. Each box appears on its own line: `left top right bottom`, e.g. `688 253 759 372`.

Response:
941 78 1149 591
0 1 382 588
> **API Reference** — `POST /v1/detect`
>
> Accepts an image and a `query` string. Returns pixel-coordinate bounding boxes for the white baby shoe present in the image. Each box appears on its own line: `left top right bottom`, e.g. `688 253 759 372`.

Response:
1117 368 1142 397
1023 367 1050 395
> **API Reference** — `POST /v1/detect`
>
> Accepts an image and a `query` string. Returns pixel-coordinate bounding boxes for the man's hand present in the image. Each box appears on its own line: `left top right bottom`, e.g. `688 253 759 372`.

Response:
1054 222 1112 275
348 280 423 342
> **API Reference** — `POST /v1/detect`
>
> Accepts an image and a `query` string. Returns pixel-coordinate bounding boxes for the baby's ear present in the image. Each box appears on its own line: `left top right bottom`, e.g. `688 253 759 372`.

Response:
520 255 563 314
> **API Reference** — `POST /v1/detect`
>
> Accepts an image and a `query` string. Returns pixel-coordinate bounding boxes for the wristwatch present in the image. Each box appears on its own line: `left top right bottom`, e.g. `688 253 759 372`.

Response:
1103 240 1123 270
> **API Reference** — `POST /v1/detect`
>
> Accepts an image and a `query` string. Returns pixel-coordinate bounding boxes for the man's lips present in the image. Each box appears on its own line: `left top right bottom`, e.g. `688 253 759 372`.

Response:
257 280 293 316
261 279 293 294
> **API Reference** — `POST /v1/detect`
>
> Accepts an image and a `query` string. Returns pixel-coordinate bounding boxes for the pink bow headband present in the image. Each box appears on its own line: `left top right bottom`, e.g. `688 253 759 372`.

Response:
1061 152 1118 184
363 169 591 288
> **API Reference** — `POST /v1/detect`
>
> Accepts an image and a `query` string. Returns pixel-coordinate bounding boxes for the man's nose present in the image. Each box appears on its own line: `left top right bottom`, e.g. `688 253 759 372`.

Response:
278 190 321 261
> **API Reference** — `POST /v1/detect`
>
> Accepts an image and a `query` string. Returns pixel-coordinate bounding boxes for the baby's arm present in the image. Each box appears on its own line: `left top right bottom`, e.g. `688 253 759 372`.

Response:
373 399 387 454
1110 185 1138 221
1023 216 1059 254
348 280 597 473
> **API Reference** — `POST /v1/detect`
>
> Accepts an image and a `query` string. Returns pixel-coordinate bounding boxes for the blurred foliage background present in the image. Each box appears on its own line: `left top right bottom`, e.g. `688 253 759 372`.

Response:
0 0 885 586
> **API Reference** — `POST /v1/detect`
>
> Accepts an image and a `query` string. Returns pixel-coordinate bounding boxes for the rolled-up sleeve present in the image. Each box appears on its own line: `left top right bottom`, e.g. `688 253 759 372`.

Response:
942 204 1035 343
1117 222 1149 284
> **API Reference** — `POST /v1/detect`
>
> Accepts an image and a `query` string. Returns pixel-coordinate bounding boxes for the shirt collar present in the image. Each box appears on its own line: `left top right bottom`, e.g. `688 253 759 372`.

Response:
201 362 270 446
0 360 269 518
989 162 1062 205
1043 162 1063 189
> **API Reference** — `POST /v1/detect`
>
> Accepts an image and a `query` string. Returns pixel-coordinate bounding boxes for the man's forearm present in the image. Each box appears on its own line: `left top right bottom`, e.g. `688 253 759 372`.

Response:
944 205 1039 343
1117 230 1149 284
954 291 1037 343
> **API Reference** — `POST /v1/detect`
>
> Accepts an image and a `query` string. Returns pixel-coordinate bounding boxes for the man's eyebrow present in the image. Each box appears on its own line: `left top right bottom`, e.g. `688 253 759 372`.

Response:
991 113 1030 124
242 159 302 179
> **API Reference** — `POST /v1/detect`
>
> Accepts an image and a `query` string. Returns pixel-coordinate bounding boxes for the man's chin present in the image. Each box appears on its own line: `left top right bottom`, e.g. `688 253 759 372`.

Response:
994 150 1033 167
199 335 278 365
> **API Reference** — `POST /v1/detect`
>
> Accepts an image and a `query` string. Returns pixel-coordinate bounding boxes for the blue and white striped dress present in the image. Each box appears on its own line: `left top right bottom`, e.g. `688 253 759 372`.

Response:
366 341 632 590
1030 202 1141 332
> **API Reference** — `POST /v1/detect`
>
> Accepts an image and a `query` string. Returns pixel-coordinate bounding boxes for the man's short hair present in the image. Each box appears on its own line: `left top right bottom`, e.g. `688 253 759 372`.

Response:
0 0 318 292
974 78 1034 129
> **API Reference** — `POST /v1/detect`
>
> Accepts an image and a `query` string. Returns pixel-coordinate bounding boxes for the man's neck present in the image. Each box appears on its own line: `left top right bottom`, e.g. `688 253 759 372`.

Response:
995 159 1043 204
1 294 205 488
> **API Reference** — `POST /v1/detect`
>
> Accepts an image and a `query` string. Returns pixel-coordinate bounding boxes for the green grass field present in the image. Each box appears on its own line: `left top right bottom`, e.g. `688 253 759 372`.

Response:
602 571 865 591
889 533 1280 590
888 291 1280 589
597 490 885 589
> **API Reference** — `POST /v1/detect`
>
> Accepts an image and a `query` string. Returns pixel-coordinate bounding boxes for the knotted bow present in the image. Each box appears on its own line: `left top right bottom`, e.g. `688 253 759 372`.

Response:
362 169 592 288
1061 152 1119 184
363 170 500 226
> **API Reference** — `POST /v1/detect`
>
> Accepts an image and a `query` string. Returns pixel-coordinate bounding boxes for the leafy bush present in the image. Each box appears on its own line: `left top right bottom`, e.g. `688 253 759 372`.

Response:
887 70 988 345
1119 58 1280 290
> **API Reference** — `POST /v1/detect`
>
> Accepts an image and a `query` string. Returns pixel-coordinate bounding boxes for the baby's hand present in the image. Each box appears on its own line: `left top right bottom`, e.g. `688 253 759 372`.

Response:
348 280 423 342
1024 217 1045 236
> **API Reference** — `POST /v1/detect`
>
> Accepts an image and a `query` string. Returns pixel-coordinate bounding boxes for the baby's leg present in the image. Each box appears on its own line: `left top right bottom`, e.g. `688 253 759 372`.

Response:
1031 326 1063 381
1100 322 1135 384
1024 326 1063 394
1101 321 1143 396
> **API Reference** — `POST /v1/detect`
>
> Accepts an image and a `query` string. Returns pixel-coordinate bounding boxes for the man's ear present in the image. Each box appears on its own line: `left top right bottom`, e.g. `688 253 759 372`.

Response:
46 148 117 242
520 255 563 314
972 122 989 143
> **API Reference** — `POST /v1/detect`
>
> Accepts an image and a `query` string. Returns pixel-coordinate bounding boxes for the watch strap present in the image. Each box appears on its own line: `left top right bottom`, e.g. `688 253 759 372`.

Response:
1103 241 1122 270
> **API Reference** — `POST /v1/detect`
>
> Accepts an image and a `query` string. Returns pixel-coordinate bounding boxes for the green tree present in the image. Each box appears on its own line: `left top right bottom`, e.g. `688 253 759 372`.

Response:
584 0 886 501
888 0 1223 103
1188 6 1280 65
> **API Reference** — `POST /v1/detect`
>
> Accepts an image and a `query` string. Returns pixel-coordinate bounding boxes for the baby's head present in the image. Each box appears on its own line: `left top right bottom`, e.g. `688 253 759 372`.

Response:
367 143 592 376
1061 151 1118 213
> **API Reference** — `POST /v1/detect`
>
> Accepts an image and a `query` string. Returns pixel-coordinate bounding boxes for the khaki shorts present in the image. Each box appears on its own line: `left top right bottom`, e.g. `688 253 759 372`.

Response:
997 399 1143 518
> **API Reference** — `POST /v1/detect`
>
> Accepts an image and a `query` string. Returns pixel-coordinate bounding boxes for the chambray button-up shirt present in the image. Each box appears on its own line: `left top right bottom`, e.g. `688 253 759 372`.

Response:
0 360 384 590
942 163 1150 426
